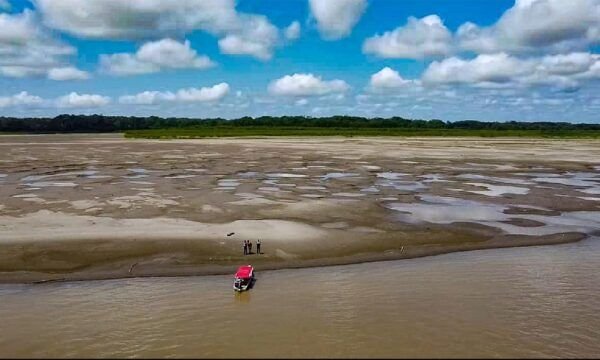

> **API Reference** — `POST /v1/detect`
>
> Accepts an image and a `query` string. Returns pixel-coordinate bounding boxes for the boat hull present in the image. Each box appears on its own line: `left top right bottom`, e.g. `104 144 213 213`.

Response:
233 277 253 292
233 265 255 292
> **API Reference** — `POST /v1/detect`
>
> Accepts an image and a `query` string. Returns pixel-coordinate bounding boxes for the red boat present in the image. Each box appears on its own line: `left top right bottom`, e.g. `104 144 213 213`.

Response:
233 265 254 292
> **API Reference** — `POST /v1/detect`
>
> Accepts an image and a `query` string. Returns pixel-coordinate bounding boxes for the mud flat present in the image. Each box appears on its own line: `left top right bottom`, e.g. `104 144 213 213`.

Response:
0 134 599 283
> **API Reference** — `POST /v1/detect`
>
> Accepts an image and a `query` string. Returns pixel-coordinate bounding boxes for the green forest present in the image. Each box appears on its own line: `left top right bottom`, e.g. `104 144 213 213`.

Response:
1 114 599 138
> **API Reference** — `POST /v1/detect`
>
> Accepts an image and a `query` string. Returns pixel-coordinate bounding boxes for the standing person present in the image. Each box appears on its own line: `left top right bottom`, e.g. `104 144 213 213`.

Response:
243 240 247 255
248 240 253 254
256 239 261 254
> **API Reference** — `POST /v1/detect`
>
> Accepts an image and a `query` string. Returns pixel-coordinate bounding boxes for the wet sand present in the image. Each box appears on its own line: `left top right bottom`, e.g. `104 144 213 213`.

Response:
0 134 599 283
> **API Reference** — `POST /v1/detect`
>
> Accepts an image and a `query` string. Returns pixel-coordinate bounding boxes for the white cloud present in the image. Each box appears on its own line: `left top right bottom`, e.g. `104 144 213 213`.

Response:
422 53 534 86
457 0 600 54
582 58 600 78
136 39 213 69
47 66 90 80
363 15 452 59
422 52 600 91
34 0 236 38
99 54 158 76
520 52 600 91
176 83 230 102
118 91 175 105
100 38 214 76
360 0 600 60
56 92 110 108
0 66 44 78
0 91 44 108
217 15 279 60
284 21 301 40
0 10 77 79
268 73 349 96
456 22 501 54
34 0 282 60
369 67 418 89
218 35 267 59
309 0 367 40
0 9 37 44
119 83 230 105
538 52 598 75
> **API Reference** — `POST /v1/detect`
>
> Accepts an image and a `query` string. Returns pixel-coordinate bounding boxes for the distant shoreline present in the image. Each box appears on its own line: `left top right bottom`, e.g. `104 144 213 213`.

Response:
3 129 599 139
124 127 600 139
2 114 600 138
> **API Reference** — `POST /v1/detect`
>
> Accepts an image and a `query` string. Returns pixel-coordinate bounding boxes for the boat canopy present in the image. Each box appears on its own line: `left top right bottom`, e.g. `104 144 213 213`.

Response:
235 265 253 279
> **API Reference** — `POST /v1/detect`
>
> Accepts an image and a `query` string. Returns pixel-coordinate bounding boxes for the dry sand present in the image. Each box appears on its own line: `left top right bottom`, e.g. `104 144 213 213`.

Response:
0 134 599 283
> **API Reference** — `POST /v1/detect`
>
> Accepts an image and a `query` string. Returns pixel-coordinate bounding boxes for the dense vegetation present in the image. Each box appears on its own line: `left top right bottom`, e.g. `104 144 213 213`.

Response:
1 114 599 138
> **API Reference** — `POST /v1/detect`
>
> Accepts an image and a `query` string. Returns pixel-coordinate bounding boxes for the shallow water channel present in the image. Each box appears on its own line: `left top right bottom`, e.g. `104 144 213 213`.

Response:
1 237 599 358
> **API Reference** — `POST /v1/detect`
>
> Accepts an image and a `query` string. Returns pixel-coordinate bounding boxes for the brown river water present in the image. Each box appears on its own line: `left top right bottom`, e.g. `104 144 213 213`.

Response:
1 237 599 358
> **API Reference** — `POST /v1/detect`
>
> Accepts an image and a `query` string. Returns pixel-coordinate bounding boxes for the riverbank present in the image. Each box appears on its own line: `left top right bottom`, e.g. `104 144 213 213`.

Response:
0 210 587 283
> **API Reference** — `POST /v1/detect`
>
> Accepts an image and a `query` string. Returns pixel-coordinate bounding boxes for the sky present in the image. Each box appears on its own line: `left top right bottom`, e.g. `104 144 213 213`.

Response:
0 0 599 122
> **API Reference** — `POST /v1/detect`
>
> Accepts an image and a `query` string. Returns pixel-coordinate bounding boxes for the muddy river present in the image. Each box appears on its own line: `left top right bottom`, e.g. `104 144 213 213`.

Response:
1 237 599 358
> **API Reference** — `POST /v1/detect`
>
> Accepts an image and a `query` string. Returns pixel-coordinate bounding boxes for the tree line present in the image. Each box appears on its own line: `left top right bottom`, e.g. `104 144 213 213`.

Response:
1 114 599 133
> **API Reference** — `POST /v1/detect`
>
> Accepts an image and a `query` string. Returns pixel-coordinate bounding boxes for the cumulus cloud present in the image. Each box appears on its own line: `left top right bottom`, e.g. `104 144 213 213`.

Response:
521 52 600 91
309 0 367 40
176 83 230 102
538 52 598 75
100 38 214 76
457 0 600 54
0 91 44 108
56 92 110 108
362 0 600 59
422 53 532 86
369 67 419 89
34 0 282 60
1 91 113 109
0 10 77 79
422 52 600 91
47 66 90 80
99 55 158 76
217 15 279 60
363 15 452 59
582 58 600 79
218 35 267 59
135 39 212 68
119 83 230 105
33 0 236 38
118 91 174 105
268 73 349 96
284 21 301 40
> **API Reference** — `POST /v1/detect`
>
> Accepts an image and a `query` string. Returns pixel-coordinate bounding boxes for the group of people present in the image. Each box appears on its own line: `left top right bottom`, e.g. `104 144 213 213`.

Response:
243 239 261 255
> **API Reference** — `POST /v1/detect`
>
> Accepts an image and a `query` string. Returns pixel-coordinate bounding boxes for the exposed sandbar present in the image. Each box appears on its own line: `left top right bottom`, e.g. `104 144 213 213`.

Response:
0 134 598 283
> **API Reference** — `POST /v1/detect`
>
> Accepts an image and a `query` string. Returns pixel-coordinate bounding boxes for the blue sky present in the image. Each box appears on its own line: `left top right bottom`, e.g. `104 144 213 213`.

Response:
0 0 599 122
